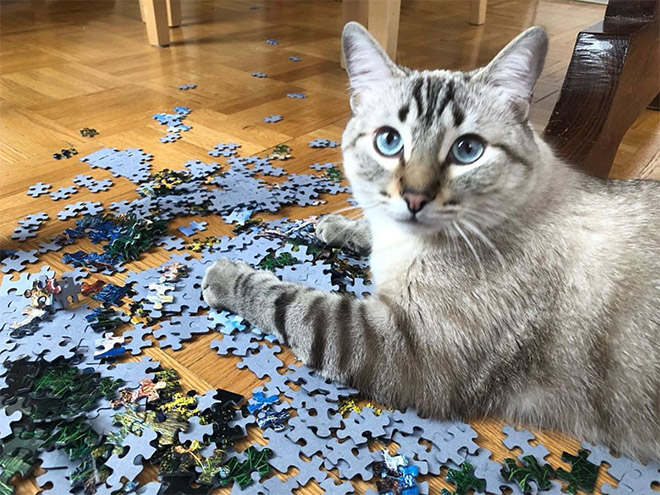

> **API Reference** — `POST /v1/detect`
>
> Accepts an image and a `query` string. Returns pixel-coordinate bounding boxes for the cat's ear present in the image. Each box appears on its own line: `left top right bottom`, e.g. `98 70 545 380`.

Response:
342 22 403 102
481 26 548 118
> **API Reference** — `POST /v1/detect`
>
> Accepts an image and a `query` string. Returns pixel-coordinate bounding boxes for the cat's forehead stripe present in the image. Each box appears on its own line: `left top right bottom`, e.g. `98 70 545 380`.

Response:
435 79 455 126
452 102 465 127
424 77 443 127
408 76 460 131
411 78 424 117
398 105 409 122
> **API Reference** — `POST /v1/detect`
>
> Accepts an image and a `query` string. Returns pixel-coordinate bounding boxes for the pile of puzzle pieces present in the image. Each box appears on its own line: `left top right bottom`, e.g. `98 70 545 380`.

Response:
2 101 660 495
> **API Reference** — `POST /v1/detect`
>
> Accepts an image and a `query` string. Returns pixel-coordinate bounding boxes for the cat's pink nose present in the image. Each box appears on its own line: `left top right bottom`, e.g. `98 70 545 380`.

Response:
402 192 430 214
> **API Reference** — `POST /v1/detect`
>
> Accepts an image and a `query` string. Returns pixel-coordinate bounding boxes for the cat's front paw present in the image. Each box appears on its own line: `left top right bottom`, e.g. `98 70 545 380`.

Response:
316 214 356 246
202 258 253 312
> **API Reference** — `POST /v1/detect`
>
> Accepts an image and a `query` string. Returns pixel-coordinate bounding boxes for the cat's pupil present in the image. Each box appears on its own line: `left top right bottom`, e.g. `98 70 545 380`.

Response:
458 140 474 155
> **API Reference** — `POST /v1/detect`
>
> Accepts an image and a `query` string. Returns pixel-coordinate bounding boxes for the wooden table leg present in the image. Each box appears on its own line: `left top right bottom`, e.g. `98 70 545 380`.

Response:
141 0 170 47
341 0 401 66
470 0 487 25
341 0 369 68
167 0 181 28
368 0 402 61
543 0 660 177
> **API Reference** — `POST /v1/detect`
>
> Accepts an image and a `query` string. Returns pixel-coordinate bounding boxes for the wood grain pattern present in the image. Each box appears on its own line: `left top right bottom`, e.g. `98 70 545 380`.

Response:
544 0 660 177
1 1 658 494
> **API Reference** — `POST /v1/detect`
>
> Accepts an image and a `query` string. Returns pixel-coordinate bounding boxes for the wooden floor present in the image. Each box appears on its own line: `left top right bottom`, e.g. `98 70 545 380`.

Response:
1 1 659 494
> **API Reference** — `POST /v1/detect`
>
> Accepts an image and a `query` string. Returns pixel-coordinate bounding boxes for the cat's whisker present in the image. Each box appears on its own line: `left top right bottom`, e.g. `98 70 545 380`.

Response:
282 202 378 237
440 224 456 258
323 205 363 216
453 220 485 277
323 201 382 219
459 218 506 266
460 207 521 234
284 221 316 235
457 205 509 225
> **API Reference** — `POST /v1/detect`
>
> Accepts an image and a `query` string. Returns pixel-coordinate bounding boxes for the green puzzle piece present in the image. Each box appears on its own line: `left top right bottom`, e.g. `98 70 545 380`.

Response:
0 438 34 495
556 449 599 494
258 251 297 271
441 462 486 495
217 446 273 488
501 455 555 494
324 166 344 182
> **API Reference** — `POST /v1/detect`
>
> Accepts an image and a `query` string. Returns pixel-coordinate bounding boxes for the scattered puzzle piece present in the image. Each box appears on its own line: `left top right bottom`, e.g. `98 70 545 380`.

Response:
309 138 340 148
441 462 485 495
26 182 51 197
79 127 99 138
81 147 153 183
263 114 282 123
50 186 78 201
501 455 555 494
556 449 599 495
178 221 207 236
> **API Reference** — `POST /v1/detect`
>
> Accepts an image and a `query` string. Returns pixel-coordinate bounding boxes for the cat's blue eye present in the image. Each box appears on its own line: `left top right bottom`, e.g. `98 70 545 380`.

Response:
374 127 404 157
451 135 485 164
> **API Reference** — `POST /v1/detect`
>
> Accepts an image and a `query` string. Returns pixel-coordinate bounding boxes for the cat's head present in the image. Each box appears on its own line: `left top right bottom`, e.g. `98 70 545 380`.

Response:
341 23 549 236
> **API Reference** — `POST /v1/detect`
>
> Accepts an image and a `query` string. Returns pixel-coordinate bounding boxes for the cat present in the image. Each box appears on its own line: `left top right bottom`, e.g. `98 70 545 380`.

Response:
203 22 660 461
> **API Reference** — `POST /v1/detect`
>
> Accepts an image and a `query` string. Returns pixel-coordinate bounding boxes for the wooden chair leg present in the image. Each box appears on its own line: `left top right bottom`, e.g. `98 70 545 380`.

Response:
167 0 181 28
139 0 147 22
368 0 402 61
141 0 169 47
543 0 660 177
470 0 487 25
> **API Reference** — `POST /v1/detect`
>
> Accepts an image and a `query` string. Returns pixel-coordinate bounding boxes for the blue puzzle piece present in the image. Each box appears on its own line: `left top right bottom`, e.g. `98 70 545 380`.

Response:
178 221 207 236
80 148 153 183
26 182 51 197
50 186 78 201
237 344 283 379
309 138 340 148
0 409 21 439
263 114 282 123
211 332 260 357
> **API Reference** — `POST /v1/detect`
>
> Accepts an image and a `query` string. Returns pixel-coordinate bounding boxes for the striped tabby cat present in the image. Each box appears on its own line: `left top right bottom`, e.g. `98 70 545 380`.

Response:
203 23 660 460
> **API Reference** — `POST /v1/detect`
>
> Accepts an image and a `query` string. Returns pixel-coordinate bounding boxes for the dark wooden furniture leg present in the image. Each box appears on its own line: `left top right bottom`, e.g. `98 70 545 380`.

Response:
649 93 660 111
543 0 660 177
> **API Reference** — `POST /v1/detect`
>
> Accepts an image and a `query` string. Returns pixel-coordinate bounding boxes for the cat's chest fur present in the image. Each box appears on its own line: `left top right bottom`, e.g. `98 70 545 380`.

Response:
367 213 428 290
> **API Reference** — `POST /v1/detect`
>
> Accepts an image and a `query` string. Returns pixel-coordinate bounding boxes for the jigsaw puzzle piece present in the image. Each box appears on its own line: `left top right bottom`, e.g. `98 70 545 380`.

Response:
502 425 550 461
237 344 283 379
0 409 22 439
211 332 260 357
